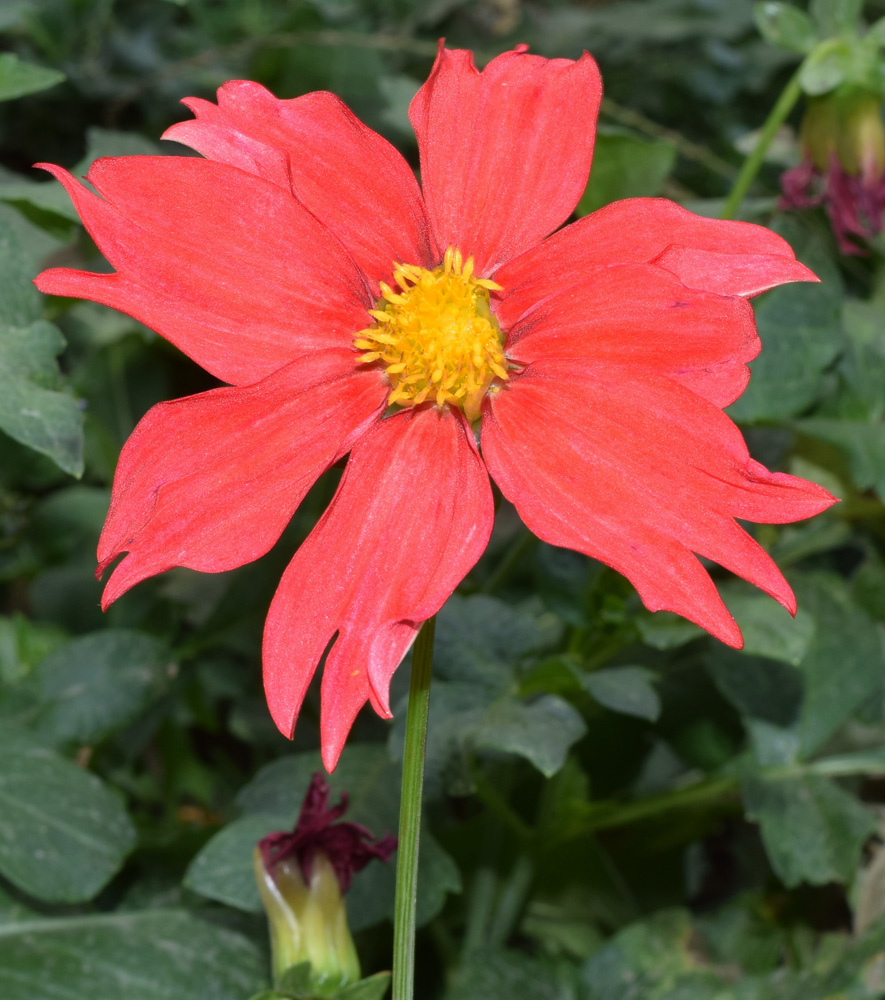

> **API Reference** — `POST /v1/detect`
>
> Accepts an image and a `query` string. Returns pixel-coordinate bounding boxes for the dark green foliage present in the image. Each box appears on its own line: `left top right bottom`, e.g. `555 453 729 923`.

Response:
2 0 885 997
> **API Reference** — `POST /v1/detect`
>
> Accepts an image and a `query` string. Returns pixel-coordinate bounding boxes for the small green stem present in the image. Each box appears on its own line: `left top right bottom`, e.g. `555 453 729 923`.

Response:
721 67 804 220
481 529 537 595
391 616 436 1000
469 759 534 842
488 856 534 948
462 866 498 957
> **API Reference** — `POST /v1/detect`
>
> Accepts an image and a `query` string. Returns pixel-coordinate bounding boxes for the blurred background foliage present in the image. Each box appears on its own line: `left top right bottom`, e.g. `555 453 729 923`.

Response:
2 0 885 997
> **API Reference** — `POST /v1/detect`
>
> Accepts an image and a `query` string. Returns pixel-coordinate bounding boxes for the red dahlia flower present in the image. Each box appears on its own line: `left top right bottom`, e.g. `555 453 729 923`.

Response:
35 45 836 770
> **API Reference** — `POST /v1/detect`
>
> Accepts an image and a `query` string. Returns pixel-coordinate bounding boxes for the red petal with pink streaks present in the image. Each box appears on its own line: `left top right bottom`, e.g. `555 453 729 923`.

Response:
35 158 370 386
410 45 601 275
495 198 817 327
504 263 759 408
652 246 817 299
164 82 435 287
263 406 493 771
99 349 386 606
482 359 836 646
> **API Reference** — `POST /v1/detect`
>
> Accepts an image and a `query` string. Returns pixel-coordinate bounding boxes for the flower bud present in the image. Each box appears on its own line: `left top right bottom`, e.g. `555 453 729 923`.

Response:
253 845 360 990
254 773 396 992
800 88 885 181
781 86 885 254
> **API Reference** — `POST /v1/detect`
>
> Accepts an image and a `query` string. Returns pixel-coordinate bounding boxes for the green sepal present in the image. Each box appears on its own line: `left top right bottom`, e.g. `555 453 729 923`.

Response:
249 967 390 1000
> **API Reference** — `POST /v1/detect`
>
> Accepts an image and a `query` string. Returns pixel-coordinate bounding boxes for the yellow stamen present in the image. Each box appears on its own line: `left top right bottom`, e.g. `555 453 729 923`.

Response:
353 248 509 422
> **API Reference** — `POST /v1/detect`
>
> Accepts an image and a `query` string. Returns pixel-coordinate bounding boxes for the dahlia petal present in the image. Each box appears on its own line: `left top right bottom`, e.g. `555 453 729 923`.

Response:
410 45 602 274
262 407 494 771
99 349 386 606
320 621 419 771
482 360 836 646
505 264 759 408
34 158 370 386
164 82 435 286
652 246 817 299
494 197 817 325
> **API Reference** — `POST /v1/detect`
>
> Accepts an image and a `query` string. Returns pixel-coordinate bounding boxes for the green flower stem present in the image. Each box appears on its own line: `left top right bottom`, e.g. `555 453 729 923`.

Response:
391 615 436 1000
721 67 804 220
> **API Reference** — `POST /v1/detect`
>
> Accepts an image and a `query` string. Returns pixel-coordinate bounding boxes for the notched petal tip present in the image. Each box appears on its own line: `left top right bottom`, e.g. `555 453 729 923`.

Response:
267 689 299 743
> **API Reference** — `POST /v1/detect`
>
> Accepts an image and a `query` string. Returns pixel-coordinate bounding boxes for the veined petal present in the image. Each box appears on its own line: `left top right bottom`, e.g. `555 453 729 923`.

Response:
651 246 816 299
494 197 817 326
34 158 371 386
505 264 760 407
164 83 435 287
482 360 836 647
410 44 601 275
99 349 386 606
263 406 494 771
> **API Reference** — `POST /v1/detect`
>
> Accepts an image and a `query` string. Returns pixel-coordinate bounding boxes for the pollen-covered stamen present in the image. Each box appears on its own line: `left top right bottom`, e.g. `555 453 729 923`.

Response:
353 247 508 422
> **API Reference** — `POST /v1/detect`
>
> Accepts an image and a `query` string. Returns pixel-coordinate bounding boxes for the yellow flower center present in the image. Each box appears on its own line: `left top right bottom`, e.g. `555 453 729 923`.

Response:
354 248 508 423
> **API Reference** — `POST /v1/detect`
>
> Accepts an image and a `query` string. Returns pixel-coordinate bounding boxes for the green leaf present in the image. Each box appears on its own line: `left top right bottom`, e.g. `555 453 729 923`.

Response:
798 40 854 95
472 695 587 777
184 812 283 913
580 909 726 999
721 584 815 666
398 683 586 790
433 594 556 689
0 53 64 102
346 830 459 933
337 972 392 1000
792 574 883 756
72 126 162 177
754 2 819 54
581 666 661 721
809 0 863 36
0 203 57 327
636 611 704 649
709 575 881 763
235 745 397 826
25 629 174 747
395 680 481 797
391 596 571 789
869 15 885 46
0 736 136 902
742 773 877 886
0 908 266 999
728 216 842 422
0 170 81 232
445 948 573 1000
838 299 885 417
0 2 32 30
809 748 885 776
705 649 804 729
0 128 160 239
0 206 83 474
795 419 885 498
577 129 676 215
0 319 84 475
0 613 67 685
